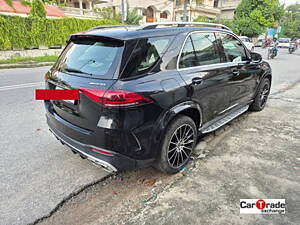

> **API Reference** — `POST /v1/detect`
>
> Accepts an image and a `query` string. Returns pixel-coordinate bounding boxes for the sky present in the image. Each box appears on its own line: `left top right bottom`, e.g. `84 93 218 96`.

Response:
280 0 300 6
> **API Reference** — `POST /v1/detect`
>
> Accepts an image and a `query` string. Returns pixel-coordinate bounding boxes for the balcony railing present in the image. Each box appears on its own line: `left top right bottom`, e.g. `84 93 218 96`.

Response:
175 2 220 13
60 6 97 18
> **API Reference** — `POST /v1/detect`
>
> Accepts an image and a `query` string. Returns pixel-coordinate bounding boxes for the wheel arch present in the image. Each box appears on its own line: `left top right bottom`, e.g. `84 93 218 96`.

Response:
165 101 202 129
264 73 272 84
151 101 203 157
255 72 272 97
150 101 202 158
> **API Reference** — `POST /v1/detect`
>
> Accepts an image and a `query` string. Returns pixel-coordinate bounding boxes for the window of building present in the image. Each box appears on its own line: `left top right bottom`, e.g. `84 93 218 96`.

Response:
160 11 168 19
214 0 219 8
74 2 87 9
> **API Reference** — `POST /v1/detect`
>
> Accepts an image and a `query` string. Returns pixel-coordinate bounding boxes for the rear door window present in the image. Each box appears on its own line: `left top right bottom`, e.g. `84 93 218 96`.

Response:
179 32 221 69
219 34 247 62
58 39 124 79
179 36 198 68
122 36 173 78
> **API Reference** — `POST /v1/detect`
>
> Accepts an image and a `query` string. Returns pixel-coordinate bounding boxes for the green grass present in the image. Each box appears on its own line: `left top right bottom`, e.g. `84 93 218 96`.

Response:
0 55 58 64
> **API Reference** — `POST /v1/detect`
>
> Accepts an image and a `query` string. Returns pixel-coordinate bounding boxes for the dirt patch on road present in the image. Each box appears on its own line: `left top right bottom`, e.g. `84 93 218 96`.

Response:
37 167 179 225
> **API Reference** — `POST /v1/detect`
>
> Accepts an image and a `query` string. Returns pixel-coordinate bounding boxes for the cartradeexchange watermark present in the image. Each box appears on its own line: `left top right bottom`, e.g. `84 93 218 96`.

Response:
240 199 285 214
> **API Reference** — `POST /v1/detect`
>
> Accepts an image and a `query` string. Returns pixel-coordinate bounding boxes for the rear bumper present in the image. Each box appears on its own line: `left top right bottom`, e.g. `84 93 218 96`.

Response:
48 124 138 172
45 105 156 171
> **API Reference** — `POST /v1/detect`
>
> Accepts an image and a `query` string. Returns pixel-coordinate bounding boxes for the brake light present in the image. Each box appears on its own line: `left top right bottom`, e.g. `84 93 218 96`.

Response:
80 89 152 107
103 90 152 107
80 88 105 104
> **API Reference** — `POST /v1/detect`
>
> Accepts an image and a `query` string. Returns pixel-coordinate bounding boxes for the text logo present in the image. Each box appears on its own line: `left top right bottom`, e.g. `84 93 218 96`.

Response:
240 199 285 214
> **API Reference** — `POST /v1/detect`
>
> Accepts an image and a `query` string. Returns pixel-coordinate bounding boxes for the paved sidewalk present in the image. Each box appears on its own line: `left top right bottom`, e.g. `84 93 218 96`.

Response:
125 84 300 225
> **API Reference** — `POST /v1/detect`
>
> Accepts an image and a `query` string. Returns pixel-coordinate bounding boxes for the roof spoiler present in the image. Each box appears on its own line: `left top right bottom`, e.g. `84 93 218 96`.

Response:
68 33 124 43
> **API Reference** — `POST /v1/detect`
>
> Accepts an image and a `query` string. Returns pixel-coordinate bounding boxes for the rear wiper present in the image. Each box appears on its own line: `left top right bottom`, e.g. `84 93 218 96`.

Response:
63 67 94 76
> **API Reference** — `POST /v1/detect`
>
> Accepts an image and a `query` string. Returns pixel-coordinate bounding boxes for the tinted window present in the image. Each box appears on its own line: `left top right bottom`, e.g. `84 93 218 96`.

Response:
179 37 198 68
220 34 247 62
123 36 173 78
179 32 220 69
59 39 123 78
191 33 220 66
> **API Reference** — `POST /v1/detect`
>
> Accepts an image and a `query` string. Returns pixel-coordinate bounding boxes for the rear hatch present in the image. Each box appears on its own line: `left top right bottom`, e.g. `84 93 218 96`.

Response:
46 36 124 131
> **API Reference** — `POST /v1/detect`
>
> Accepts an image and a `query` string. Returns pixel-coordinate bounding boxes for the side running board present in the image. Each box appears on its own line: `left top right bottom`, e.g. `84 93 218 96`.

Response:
200 105 249 134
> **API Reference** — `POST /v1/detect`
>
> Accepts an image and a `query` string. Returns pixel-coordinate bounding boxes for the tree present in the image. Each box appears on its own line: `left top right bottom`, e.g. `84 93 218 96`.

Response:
234 0 284 37
125 2 143 25
281 4 300 38
29 0 47 18
94 3 142 25
94 7 121 21
125 8 143 25
4 0 12 6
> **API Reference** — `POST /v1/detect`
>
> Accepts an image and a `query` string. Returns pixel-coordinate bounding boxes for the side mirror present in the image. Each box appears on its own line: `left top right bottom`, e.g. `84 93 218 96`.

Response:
250 52 262 63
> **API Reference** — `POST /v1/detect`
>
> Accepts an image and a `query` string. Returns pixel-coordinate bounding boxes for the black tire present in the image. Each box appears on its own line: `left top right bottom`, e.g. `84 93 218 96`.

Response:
249 78 271 112
155 115 197 174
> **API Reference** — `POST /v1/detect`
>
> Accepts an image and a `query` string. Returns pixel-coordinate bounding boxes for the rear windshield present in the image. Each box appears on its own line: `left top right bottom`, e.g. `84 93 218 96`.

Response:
58 39 124 79
279 39 289 43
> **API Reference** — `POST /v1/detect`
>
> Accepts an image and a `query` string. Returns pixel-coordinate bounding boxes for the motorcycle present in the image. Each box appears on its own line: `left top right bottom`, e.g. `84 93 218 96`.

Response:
288 43 297 54
267 46 277 59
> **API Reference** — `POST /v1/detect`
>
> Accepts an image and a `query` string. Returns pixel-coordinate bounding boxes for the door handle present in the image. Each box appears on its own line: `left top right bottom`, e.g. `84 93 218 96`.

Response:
192 77 203 85
232 69 240 76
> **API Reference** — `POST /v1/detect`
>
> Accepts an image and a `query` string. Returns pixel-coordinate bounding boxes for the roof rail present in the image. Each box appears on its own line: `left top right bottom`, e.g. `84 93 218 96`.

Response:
88 25 135 31
140 22 232 31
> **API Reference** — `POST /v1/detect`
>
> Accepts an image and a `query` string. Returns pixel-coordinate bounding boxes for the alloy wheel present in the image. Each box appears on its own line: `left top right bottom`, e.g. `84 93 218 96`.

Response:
167 124 195 168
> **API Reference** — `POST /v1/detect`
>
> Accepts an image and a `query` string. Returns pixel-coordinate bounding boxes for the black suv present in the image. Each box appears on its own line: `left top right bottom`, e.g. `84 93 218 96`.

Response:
44 22 272 174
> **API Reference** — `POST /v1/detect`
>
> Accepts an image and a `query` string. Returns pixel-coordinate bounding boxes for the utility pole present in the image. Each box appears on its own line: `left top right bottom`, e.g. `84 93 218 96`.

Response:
121 0 125 23
183 0 188 22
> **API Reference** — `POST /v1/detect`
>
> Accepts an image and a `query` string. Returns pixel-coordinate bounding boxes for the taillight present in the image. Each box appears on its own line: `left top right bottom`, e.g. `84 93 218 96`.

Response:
79 89 152 107
80 89 105 104
103 90 153 107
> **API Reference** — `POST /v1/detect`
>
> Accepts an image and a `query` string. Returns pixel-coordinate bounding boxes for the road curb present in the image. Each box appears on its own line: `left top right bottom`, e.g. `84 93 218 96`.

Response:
0 62 54 69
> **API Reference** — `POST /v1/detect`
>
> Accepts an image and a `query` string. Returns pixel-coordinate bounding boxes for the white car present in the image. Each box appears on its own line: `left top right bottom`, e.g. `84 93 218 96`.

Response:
238 36 254 51
278 38 290 48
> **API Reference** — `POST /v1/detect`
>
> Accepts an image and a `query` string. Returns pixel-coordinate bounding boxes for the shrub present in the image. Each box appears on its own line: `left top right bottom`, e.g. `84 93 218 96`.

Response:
0 15 119 50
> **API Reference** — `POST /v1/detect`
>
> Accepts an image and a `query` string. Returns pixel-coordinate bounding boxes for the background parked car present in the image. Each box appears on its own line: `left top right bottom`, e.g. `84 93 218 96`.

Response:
238 36 255 51
255 39 264 47
278 38 290 48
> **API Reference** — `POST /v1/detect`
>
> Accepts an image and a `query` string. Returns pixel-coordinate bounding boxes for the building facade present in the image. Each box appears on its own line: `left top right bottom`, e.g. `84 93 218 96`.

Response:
58 0 108 19
99 0 174 23
0 0 241 21
217 0 241 20
0 0 64 18
174 0 220 21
